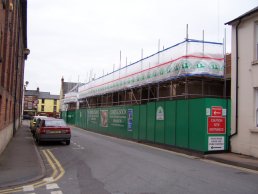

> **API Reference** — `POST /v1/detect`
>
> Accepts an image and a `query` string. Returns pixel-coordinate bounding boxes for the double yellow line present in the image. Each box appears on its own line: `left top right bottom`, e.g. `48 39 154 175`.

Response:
0 149 65 194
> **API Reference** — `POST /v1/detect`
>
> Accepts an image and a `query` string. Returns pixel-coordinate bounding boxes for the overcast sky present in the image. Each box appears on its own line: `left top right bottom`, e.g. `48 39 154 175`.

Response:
25 0 258 95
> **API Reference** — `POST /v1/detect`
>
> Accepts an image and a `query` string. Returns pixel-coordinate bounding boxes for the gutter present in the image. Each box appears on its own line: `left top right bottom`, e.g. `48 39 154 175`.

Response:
229 19 241 142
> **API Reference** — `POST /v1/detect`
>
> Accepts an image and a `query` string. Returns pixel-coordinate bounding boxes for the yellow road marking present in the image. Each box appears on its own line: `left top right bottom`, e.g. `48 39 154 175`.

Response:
0 149 65 194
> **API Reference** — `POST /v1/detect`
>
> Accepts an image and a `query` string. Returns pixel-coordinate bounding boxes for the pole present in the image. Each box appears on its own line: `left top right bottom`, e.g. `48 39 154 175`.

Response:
223 28 227 98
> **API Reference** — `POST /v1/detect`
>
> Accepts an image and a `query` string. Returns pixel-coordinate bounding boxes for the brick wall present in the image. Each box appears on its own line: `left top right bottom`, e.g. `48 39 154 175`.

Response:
0 0 27 134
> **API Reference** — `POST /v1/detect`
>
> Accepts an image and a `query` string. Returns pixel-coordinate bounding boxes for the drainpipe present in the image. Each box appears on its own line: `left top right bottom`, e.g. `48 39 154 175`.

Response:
229 19 241 142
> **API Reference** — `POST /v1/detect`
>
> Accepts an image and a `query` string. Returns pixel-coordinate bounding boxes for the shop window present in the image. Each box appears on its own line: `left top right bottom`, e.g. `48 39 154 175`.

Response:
53 106 57 112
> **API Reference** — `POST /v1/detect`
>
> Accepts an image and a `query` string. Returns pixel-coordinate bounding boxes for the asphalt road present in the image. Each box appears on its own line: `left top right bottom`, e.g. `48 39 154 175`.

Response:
20 126 258 194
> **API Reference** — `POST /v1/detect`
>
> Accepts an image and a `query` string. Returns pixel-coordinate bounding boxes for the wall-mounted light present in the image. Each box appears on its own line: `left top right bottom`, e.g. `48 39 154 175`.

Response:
24 48 30 59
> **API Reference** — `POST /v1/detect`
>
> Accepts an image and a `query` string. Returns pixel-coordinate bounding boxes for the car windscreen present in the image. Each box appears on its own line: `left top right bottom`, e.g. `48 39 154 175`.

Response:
45 120 67 127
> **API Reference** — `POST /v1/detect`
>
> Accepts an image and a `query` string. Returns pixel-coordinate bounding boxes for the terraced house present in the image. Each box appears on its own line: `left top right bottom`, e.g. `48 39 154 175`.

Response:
37 92 60 118
0 0 29 155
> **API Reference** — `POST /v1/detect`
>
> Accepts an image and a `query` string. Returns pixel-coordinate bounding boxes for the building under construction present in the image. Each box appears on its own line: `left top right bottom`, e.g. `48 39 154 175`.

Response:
61 38 231 153
63 39 230 109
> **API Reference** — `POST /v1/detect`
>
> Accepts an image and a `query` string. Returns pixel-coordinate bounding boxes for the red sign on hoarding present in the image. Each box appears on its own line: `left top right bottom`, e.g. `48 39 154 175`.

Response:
208 117 226 134
211 106 222 117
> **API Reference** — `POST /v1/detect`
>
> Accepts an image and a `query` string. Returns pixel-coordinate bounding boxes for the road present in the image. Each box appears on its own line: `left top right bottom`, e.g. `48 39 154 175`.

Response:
16 126 258 194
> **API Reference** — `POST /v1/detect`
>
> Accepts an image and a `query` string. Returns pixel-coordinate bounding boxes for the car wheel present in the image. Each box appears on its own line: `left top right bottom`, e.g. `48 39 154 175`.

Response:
66 140 70 145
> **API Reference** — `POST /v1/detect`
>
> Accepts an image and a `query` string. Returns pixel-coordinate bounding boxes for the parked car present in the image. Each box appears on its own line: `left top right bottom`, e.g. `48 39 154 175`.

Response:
30 116 47 135
35 118 71 145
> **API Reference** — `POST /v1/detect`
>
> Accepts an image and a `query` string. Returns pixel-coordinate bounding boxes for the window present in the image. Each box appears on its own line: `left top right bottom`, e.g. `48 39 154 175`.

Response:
41 105 44 112
54 99 57 105
256 88 258 127
53 106 57 112
42 99 45 104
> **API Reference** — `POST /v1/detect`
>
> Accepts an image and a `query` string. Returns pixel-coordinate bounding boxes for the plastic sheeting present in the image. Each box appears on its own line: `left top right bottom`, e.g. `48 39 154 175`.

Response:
63 92 78 103
77 39 224 99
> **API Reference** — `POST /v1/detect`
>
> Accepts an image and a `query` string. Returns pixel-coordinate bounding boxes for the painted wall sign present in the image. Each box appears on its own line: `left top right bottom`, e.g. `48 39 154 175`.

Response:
156 106 164 120
208 136 224 151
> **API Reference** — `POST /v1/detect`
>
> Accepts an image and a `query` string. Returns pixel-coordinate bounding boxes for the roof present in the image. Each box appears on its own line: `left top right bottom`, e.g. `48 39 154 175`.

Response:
25 90 39 96
63 82 78 94
225 6 258 25
38 92 59 100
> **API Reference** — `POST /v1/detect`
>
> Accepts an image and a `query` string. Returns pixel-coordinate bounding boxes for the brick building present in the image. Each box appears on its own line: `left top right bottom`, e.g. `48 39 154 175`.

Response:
0 0 29 155
23 87 40 117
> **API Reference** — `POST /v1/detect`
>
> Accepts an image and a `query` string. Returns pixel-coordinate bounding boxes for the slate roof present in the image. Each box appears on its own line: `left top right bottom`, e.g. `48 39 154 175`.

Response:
25 90 39 96
25 90 59 99
63 82 78 94
38 92 59 100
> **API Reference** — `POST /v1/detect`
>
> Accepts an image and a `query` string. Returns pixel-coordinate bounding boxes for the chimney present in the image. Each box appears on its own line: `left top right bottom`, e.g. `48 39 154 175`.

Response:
37 87 39 92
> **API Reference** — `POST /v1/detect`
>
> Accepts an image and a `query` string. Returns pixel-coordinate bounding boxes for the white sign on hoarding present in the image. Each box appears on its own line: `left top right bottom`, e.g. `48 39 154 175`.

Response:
156 106 164 120
208 136 225 151
206 108 211 116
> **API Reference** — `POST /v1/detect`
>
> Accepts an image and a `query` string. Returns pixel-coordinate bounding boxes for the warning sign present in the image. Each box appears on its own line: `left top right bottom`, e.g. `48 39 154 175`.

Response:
208 117 226 134
208 136 224 151
211 106 222 117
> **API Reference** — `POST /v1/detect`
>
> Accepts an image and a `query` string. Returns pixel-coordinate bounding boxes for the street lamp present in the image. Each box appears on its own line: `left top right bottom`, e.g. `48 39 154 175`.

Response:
22 81 29 119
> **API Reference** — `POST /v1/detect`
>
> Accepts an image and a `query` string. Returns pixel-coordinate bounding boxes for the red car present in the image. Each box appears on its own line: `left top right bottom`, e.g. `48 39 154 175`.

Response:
35 118 71 145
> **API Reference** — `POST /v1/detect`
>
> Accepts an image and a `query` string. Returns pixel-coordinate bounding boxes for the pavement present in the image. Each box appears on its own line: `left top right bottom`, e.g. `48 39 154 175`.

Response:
0 121 45 188
0 123 258 189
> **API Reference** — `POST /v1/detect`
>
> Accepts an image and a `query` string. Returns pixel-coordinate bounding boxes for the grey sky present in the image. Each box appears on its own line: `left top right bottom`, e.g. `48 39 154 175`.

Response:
25 0 258 94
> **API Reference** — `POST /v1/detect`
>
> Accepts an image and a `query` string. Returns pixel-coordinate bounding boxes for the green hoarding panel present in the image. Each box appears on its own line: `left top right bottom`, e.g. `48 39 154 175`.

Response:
69 97 231 153
61 111 67 122
75 110 79 126
155 101 165 144
147 102 155 142
87 108 100 130
165 101 176 145
79 109 83 128
189 99 206 151
176 100 189 148
83 109 87 129
139 105 147 140
67 110 75 125
106 106 127 137
132 105 140 140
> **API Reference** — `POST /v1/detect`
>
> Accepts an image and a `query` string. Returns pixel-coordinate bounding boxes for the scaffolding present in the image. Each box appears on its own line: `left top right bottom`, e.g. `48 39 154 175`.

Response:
64 39 229 109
